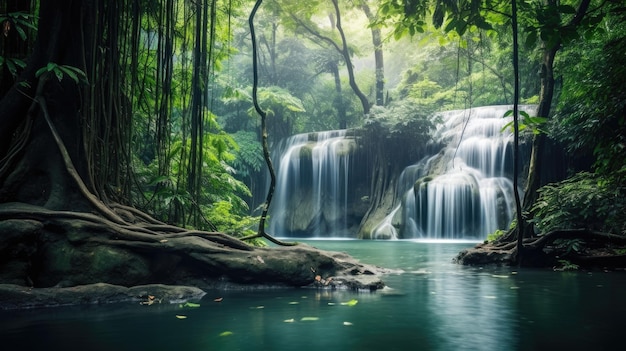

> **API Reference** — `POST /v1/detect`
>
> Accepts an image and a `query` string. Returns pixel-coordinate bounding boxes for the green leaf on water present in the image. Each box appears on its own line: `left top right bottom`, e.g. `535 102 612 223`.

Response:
181 302 201 308
300 317 319 321
340 299 359 306
219 331 234 337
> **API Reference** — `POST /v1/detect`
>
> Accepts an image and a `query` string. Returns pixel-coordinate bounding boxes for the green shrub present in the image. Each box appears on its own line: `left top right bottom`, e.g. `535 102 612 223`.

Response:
530 172 626 235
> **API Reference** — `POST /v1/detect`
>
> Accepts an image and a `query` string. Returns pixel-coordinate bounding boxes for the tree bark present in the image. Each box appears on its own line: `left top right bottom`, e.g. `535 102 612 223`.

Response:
360 1 385 106
522 0 592 237
0 1 88 209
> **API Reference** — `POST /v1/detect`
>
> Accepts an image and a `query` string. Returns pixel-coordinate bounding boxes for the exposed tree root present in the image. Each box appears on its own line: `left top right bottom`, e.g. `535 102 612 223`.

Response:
455 228 626 269
0 203 253 251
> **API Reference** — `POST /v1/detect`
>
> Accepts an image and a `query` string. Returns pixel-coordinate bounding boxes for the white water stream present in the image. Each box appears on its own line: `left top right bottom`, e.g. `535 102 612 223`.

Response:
374 105 535 239
269 105 536 240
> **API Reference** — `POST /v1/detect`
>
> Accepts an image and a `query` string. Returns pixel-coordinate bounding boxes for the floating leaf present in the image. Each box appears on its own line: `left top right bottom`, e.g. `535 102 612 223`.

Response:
284 318 295 323
175 315 187 319
288 302 299 305
250 306 264 309
219 331 233 337
300 317 319 321
340 299 358 306
213 297 223 302
343 321 353 326
181 302 201 308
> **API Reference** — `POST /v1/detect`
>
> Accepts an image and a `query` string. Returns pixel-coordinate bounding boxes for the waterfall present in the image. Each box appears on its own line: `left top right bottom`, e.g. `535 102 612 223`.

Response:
269 105 534 240
374 105 534 240
268 130 354 237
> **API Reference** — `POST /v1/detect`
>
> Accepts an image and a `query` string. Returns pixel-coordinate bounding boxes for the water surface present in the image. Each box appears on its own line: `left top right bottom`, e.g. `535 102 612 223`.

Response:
2 240 625 350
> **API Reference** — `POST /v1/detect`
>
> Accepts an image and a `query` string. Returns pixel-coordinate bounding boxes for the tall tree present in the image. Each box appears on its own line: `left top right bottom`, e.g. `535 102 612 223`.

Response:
520 0 593 220
357 0 385 106
280 0 371 117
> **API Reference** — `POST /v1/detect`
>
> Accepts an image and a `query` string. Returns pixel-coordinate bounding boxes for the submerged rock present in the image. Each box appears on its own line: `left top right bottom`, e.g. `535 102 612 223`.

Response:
0 283 207 310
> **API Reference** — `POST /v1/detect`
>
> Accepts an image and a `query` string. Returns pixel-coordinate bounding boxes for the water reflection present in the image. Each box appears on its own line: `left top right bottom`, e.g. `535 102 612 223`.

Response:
2 240 626 351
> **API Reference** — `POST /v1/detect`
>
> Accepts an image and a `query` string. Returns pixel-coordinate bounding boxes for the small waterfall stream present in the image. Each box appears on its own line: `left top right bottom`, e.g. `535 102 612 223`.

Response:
268 130 353 237
373 105 534 239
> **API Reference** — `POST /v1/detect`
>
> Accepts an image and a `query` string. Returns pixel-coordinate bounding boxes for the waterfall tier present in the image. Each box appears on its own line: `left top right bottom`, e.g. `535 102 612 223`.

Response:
374 105 534 239
268 105 535 239
268 130 356 237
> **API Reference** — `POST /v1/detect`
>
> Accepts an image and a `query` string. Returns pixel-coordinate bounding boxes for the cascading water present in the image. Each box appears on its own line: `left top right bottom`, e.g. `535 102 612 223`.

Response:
373 105 535 240
268 105 533 240
268 130 354 237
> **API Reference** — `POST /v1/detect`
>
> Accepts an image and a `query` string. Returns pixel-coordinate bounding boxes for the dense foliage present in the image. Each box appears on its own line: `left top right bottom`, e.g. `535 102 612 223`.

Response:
531 172 626 235
553 13 626 179
533 8 626 236
2 0 624 241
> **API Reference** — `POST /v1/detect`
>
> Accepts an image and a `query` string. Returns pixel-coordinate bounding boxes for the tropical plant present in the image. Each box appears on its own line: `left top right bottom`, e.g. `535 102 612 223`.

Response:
530 172 626 235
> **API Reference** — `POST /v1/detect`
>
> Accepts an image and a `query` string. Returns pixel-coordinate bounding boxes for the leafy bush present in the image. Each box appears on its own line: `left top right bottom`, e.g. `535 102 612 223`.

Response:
530 172 626 235
205 201 266 247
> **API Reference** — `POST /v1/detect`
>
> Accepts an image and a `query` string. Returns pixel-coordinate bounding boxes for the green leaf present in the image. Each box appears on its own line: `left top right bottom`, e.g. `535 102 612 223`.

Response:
15 25 26 40
12 58 26 69
219 331 234 337
59 66 79 83
340 299 358 306
520 111 530 119
181 302 201 308
5 59 16 75
53 67 63 82
33 66 47 79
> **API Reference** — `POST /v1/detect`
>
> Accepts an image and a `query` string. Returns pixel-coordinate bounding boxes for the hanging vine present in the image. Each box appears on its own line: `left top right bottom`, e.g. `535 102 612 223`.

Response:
242 0 296 246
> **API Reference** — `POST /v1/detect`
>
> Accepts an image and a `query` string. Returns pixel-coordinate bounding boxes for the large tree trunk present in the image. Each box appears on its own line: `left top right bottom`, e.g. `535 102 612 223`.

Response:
522 45 557 215
0 1 89 209
521 0 591 238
